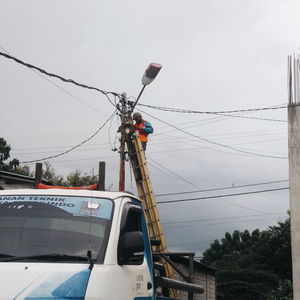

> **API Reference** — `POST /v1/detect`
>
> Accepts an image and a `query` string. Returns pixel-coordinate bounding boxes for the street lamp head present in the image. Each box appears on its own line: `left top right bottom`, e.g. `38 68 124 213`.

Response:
131 63 162 112
142 63 162 86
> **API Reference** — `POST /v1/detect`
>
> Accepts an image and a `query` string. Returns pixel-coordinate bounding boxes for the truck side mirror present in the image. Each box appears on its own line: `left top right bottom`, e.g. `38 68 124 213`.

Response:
119 231 144 265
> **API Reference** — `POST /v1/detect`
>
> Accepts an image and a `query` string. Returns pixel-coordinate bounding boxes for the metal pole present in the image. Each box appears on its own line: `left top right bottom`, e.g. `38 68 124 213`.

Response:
119 93 127 191
131 85 146 112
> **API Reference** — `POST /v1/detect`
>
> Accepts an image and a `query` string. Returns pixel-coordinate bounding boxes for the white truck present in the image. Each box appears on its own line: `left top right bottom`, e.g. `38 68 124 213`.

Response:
0 188 202 300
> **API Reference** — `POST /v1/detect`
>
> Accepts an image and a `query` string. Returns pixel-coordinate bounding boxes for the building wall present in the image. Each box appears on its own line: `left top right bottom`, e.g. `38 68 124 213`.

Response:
0 179 34 190
172 262 216 300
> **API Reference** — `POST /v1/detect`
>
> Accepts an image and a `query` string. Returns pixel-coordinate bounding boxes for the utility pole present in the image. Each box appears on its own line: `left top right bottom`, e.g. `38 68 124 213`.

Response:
288 54 300 299
118 93 127 191
34 163 43 189
97 161 106 191
118 63 162 191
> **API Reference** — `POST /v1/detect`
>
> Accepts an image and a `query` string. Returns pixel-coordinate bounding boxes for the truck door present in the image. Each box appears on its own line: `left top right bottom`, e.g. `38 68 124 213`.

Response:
117 200 154 300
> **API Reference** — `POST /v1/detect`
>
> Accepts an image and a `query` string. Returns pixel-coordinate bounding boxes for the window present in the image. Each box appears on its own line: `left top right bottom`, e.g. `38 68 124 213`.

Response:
0 195 113 263
118 202 144 265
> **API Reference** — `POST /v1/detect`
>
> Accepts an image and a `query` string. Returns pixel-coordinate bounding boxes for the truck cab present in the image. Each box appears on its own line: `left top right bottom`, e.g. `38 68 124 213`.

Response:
0 189 154 300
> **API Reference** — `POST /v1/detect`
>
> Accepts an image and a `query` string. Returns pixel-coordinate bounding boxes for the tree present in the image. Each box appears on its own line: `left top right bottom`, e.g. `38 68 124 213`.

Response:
0 138 31 175
66 169 98 186
201 217 292 299
42 162 65 185
266 280 293 300
0 138 11 167
41 162 98 187
0 138 99 187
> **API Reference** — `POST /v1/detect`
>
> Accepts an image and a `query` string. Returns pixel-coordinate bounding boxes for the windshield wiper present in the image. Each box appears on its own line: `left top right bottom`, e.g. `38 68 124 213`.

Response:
87 250 94 270
0 254 96 262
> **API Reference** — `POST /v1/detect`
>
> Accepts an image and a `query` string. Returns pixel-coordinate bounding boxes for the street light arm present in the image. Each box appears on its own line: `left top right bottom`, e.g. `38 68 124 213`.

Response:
131 85 146 112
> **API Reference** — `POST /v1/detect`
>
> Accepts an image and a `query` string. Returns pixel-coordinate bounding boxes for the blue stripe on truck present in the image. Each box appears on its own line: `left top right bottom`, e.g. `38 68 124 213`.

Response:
24 269 91 300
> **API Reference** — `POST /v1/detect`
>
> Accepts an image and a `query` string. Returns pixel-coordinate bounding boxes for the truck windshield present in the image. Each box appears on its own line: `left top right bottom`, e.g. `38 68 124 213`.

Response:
0 195 113 263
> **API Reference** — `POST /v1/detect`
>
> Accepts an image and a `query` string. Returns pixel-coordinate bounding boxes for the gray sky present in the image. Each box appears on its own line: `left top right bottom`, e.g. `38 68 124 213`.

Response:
0 0 298 255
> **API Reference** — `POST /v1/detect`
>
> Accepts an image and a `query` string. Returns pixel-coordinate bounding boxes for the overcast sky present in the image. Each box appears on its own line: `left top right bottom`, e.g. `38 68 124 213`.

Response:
1 0 299 256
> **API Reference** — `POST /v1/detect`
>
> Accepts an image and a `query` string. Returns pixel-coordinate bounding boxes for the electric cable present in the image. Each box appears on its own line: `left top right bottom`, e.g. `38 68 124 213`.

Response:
138 103 287 115
113 116 120 151
162 212 285 225
157 187 289 204
20 109 117 163
205 216 285 226
155 179 288 197
0 46 114 117
223 198 276 214
148 157 203 190
168 215 287 228
11 142 111 151
147 162 183 182
108 111 118 151
11 127 286 154
50 154 118 164
13 145 112 156
139 109 288 160
138 102 287 122
0 50 120 107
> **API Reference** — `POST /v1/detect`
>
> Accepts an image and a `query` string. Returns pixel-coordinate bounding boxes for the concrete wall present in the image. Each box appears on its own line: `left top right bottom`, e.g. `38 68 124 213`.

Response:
0 179 34 190
172 262 216 300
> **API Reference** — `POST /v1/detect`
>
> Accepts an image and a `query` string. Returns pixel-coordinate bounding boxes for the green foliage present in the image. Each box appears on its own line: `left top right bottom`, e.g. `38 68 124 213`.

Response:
0 138 11 165
266 280 293 300
217 270 279 300
41 162 98 186
66 169 98 186
0 138 30 176
201 217 292 299
0 138 98 186
42 162 65 186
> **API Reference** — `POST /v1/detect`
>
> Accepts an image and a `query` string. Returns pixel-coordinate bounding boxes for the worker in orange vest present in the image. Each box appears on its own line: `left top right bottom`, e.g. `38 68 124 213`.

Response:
133 112 153 151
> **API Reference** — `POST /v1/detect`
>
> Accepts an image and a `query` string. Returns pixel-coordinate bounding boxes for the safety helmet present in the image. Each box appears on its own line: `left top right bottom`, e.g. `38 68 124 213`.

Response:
133 112 142 120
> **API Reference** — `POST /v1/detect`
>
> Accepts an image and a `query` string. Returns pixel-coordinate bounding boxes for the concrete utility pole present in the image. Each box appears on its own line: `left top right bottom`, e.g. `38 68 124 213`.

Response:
288 54 300 298
117 63 162 192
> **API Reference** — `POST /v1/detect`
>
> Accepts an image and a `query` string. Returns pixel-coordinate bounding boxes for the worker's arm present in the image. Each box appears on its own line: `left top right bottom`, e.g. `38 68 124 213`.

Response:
142 121 153 134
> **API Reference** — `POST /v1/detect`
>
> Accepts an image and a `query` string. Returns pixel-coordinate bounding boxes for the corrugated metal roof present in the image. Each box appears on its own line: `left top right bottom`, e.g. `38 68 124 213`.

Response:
0 170 51 185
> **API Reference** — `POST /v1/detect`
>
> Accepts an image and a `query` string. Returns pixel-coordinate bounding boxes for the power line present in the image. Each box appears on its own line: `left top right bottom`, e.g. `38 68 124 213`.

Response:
138 102 287 122
0 50 120 107
148 157 202 190
139 109 288 160
205 216 284 226
11 127 284 151
155 179 288 197
157 187 289 204
138 103 287 115
0 46 114 118
162 212 285 226
148 161 188 183
20 109 117 164
167 215 286 228
1 47 113 117
13 130 286 155
222 199 276 214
